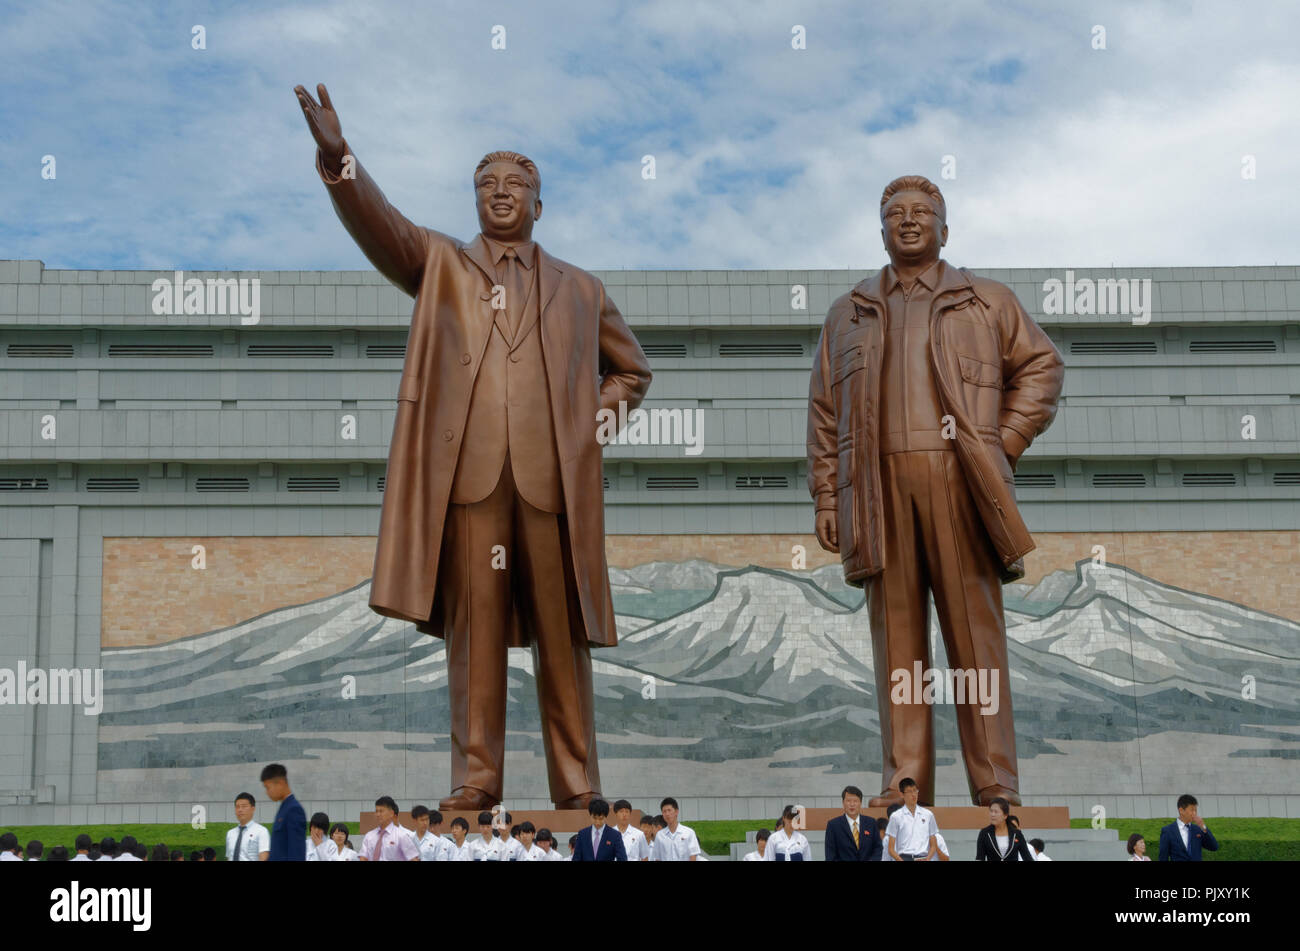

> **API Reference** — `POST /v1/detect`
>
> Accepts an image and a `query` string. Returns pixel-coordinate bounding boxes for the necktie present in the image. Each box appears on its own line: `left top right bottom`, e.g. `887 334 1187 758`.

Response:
593 828 601 857
850 818 859 848
375 827 384 861
500 247 528 340
233 825 245 861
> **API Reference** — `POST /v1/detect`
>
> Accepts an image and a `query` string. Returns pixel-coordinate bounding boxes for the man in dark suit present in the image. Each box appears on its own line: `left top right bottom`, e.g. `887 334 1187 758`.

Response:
572 798 627 862
1158 793 1219 861
825 784 882 861
261 763 307 861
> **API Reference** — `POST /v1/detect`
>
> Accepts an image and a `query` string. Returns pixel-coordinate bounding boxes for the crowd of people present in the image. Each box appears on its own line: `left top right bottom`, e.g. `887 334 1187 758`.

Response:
0 765 1218 862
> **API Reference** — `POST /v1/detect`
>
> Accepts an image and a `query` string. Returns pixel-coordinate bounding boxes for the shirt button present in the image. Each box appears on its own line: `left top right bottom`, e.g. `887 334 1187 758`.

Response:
443 429 453 441
460 353 471 365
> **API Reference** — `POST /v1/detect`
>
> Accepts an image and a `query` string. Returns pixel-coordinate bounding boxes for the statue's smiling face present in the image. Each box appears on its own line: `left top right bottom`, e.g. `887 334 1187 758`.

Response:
880 189 946 266
475 161 541 240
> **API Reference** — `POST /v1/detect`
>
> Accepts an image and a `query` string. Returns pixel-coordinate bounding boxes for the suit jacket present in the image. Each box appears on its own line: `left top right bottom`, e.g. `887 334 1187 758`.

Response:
571 824 627 862
269 794 306 861
807 260 1064 585
1158 821 1218 861
824 814 882 861
974 824 1033 862
315 142 652 646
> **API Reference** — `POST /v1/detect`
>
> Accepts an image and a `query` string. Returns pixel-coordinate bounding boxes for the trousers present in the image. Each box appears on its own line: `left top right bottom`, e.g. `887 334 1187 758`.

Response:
866 449 1019 803
435 448 600 802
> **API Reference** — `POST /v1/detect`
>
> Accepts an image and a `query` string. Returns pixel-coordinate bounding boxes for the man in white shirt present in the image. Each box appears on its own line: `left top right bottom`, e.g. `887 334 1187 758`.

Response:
225 792 271 861
359 796 421 861
468 811 503 861
115 835 143 861
612 799 650 861
653 797 702 861
885 778 938 861
1028 838 1051 861
305 812 339 862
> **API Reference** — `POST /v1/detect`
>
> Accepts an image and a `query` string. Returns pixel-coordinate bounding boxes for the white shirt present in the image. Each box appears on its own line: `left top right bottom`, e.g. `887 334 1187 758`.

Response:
0 852 22 861
615 824 650 861
500 836 526 862
653 823 701 861
431 833 457 861
225 821 270 862
878 834 892 861
519 843 548 861
445 840 473 861
469 835 503 862
886 804 937 857
536 846 565 862
764 828 812 862
742 849 765 861
1178 819 1190 851
334 846 360 862
1035 851 1052 861
413 831 445 862
71 854 92 861
931 833 950 861
305 836 338 862
115 852 142 861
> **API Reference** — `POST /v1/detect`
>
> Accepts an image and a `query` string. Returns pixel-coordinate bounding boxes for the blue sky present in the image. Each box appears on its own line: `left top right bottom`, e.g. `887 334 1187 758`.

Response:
2 0 1297 270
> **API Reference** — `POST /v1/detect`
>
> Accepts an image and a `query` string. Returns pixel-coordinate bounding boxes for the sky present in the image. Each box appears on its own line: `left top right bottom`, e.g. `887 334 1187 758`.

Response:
1 0 1297 271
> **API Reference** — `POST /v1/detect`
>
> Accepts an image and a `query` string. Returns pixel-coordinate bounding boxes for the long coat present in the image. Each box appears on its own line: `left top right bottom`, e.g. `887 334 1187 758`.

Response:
316 143 652 646
806 260 1064 586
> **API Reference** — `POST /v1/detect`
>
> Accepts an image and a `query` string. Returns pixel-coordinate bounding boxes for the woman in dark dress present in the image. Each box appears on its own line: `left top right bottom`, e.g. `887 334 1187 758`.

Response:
975 797 1034 862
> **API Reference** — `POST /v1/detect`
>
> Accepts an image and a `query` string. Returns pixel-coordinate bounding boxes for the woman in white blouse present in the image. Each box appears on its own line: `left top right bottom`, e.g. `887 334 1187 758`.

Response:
330 823 359 861
764 807 813 862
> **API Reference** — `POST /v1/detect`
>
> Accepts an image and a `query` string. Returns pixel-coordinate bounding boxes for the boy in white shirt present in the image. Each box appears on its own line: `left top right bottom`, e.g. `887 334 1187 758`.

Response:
517 821 547 860
469 811 503 861
446 817 473 861
427 810 455 861
653 797 702 861
305 812 339 861
499 819 525 862
885 778 939 861
612 799 650 861
409 805 446 862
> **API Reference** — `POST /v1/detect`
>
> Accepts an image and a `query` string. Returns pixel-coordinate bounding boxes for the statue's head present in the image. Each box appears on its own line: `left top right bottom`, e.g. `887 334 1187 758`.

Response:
474 151 542 242
879 175 947 270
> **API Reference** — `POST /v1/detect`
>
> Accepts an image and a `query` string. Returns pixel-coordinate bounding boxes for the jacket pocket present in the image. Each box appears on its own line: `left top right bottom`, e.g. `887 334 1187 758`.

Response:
396 374 422 402
959 355 1001 388
831 344 865 386
836 480 858 558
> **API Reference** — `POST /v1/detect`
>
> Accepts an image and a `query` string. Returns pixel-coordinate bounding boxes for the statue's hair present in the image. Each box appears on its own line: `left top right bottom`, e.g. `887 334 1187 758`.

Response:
880 175 945 220
475 151 541 197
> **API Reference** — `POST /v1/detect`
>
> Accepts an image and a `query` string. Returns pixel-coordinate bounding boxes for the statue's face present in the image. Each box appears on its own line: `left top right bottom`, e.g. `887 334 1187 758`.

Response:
880 188 947 267
475 160 541 241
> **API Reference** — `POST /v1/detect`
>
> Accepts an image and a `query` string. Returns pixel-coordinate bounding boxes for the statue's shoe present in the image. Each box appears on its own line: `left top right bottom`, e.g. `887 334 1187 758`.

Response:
439 787 501 811
553 792 602 810
974 785 1021 806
